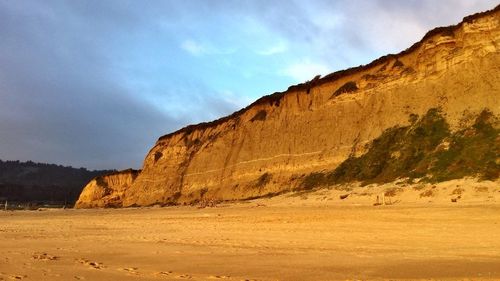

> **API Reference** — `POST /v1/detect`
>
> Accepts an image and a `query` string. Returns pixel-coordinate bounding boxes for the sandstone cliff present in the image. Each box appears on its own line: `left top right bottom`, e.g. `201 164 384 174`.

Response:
76 6 500 208
75 169 139 208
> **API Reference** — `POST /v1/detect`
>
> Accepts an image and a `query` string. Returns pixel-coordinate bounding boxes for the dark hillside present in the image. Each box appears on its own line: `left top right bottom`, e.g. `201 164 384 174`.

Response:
0 159 113 205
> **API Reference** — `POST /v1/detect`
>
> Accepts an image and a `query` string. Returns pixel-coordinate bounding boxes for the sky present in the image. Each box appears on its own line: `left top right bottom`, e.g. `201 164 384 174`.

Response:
0 0 497 170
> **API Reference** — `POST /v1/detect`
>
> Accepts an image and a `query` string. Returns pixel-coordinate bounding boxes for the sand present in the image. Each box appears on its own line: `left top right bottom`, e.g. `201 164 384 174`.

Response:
1 180 500 281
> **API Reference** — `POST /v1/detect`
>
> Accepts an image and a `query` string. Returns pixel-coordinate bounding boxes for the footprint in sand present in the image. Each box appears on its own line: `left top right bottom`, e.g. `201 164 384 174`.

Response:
76 258 105 270
119 267 139 275
176 274 192 279
74 276 85 280
32 252 59 261
8 275 27 280
155 271 173 276
208 275 231 279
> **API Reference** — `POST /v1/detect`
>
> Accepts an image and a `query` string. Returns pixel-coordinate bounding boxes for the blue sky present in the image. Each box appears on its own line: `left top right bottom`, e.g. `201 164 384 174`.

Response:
0 0 496 169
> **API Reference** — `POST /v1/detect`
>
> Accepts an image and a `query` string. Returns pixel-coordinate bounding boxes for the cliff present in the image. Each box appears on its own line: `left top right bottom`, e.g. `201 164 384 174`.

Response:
76 6 500 208
74 169 139 208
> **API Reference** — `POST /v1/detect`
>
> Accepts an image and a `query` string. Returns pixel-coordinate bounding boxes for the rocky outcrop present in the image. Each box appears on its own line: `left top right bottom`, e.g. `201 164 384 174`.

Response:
76 6 500 208
75 169 140 208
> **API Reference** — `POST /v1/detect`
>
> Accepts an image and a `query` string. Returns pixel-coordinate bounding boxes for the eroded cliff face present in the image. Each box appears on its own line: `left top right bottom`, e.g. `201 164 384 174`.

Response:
75 169 140 208
76 7 500 208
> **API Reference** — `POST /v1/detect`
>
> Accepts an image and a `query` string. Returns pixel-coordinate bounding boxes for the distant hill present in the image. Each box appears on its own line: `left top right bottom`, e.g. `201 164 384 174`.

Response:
0 159 114 205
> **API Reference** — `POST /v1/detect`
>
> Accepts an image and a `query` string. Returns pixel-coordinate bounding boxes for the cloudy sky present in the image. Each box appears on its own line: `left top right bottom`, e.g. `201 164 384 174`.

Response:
0 0 496 170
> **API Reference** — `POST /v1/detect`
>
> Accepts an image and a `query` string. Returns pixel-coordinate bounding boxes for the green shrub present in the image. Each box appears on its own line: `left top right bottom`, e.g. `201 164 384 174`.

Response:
420 189 435 198
251 110 267 122
331 81 358 98
319 108 499 186
300 172 326 190
256 173 271 188
384 187 404 197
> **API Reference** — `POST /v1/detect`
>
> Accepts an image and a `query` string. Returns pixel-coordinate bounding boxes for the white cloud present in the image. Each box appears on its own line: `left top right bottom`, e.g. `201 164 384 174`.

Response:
180 39 237 56
256 41 288 56
282 59 331 82
219 90 253 108
181 39 206 56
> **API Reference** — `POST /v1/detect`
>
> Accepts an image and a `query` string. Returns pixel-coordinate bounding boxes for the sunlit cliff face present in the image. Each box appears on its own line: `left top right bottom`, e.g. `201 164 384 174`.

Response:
76 7 500 208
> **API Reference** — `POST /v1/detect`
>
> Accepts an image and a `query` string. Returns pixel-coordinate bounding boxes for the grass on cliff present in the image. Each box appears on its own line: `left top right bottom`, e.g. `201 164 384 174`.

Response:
251 110 267 122
299 108 499 189
255 172 272 188
331 81 358 98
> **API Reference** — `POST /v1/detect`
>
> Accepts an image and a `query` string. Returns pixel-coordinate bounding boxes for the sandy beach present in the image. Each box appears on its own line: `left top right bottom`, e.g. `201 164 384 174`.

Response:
1 182 500 281
1 2 499 281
